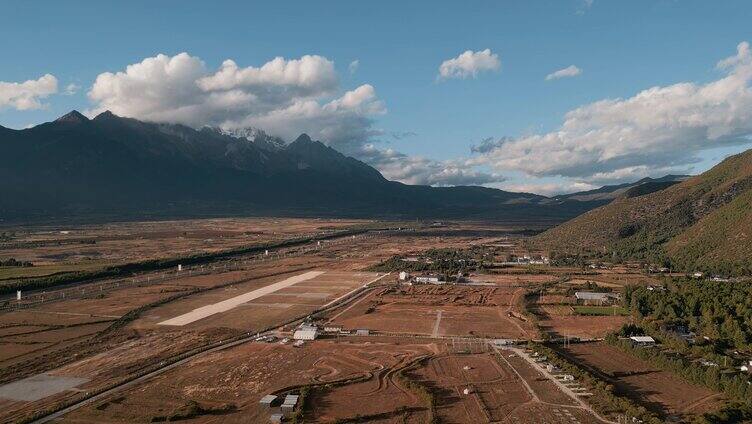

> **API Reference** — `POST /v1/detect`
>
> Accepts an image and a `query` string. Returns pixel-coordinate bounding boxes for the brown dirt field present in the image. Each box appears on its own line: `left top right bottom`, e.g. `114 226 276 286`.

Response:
33 284 195 317
410 353 530 423
3 322 111 344
504 352 578 406
333 301 438 334
0 217 368 268
541 304 575 316
481 273 559 286
437 306 532 338
0 328 238 423
577 272 660 287
0 310 108 327
0 310 118 368
58 340 435 424
409 352 601 424
537 294 573 305
538 315 628 339
330 297 534 338
0 324 49 337
505 403 601 424
0 342 53 362
558 343 724 420
328 285 537 338
378 285 519 306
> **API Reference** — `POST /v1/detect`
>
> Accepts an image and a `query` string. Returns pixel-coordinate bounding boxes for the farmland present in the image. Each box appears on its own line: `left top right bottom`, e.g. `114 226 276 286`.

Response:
0 218 735 423
554 342 724 421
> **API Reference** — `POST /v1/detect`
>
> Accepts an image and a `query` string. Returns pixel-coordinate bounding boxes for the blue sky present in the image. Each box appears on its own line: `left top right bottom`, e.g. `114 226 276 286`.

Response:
2 1 752 194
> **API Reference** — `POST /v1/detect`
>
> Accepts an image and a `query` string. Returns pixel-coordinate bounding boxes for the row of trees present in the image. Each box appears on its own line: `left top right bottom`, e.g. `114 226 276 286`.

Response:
368 247 489 276
0 258 33 267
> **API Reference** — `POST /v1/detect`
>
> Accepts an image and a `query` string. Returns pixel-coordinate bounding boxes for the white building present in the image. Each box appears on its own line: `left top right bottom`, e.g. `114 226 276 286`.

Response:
399 271 410 280
415 276 440 284
629 336 656 346
281 394 299 412
259 394 277 408
293 324 318 340
574 291 620 305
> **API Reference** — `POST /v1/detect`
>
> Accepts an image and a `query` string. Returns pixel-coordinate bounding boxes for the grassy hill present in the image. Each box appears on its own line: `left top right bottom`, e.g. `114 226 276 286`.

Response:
534 149 752 275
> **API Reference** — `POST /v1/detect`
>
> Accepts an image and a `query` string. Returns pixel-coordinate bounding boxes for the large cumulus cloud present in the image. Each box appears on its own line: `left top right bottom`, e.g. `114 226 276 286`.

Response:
88 52 383 151
0 74 58 110
472 42 752 183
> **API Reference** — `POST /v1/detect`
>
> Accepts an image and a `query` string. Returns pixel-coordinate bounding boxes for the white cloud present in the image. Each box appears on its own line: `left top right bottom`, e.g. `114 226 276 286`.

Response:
348 60 359 75
359 145 505 186
576 0 595 15
196 55 337 95
63 83 80 95
472 42 752 183
500 181 598 196
545 65 582 81
438 49 500 80
0 74 58 110
230 84 385 151
88 52 383 150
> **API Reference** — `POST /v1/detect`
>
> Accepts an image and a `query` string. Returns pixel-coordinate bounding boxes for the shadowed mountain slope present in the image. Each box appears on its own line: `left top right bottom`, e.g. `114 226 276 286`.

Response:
0 111 618 224
534 149 752 274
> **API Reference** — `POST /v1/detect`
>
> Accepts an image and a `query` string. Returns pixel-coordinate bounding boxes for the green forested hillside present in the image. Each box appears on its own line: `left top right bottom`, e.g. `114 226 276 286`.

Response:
535 149 752 275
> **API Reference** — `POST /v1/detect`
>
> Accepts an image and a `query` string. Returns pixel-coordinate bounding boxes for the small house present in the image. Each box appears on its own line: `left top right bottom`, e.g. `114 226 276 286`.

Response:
270 413 283 423
491 339 512 347
415 276 440 284
259 394 277 408
574 291 619 305
281 394 299 413
629 336 656 347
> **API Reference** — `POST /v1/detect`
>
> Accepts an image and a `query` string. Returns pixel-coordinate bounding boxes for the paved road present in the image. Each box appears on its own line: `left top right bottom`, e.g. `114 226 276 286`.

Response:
158 270 326 326
431 310 443 337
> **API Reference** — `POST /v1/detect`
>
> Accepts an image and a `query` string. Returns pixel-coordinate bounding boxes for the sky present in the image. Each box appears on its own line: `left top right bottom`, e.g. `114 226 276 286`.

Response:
2 0 752 195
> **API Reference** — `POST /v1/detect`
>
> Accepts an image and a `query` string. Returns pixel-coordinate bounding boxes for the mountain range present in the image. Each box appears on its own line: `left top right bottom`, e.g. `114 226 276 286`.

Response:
535 148 752 275
0 111 685 224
